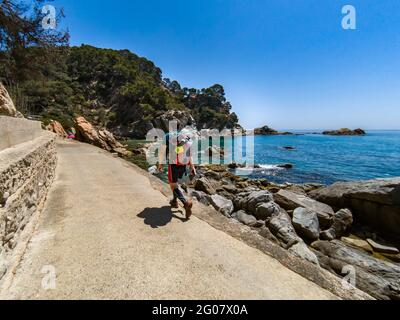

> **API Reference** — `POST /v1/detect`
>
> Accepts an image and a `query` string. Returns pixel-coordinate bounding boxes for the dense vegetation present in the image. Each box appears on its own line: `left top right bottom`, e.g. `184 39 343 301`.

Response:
12 45 239 137
0 0 68 82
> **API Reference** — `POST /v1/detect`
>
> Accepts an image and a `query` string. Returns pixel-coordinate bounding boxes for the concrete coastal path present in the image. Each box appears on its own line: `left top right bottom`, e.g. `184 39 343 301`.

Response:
1 140 336 300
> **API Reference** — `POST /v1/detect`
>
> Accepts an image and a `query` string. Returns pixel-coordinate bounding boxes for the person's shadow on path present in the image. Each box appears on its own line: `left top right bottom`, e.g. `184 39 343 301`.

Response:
137 206 187 229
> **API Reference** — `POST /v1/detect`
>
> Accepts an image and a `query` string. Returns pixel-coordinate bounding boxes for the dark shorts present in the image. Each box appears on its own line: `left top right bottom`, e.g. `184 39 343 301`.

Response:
168 165 187 184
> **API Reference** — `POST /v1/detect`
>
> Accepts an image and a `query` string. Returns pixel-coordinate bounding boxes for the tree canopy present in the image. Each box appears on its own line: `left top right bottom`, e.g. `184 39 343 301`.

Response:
0 0 69 82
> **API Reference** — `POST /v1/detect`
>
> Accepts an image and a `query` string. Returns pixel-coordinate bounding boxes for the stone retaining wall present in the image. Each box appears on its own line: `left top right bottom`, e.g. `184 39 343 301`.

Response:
0 116 43 152
0 118 57 280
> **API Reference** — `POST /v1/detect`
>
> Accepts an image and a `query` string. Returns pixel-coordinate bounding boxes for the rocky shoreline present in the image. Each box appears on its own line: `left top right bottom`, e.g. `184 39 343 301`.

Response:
44 116 400 300
185 164 400 300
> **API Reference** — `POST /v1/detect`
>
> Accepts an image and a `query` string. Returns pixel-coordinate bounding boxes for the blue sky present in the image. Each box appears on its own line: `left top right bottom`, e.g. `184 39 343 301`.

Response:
54 0 400 130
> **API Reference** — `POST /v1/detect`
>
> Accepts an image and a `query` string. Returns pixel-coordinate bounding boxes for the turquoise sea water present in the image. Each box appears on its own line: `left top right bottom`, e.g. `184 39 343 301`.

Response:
235 131 400 185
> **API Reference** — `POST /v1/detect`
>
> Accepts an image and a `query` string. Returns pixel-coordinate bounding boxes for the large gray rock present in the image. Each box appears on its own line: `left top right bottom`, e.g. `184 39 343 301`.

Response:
0 83 23 118
274 189 334 227
234 190 274 214
233 210 258 226
292 208 320 240
366 239 399 255
320 209 353 241
289 241 320 266
310 178 400 240
267 208 300 247
194 177 217 195
255 201 281 220
190 190 211 206
312 240 400 300
210 194 234 217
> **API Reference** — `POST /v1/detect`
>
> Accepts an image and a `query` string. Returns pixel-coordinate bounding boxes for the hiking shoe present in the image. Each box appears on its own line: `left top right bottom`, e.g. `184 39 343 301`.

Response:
184 199 193 220
170 199 179 209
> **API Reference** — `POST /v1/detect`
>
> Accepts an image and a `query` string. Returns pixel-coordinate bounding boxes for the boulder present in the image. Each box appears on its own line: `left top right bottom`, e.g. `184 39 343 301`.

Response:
312 240 400 300
277 163 294 169
0 82 23 118
75 116 108 149
310 178 400 240
46 120 68 138
320 209 353 241
236 190 274 214
259 226 280 245
289 241 320 266
75 116 130 156
292 208 320 240
274 189 334 227
366 239 399 255
98 129 124 149
233 210 258 226
228 162 244 169
190 190 211 206
255 201 281 220
194 177 217 195
341 237 373 253
210 194 234 217
222 184 238 194
267 208 300 247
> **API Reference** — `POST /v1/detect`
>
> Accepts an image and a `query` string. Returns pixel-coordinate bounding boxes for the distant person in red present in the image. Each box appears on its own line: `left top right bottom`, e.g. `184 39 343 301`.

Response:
68 128 76 139
158 131 196 220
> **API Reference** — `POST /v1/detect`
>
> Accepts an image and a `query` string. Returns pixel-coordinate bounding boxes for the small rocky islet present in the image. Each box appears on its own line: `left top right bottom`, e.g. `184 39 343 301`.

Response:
322 128 366 136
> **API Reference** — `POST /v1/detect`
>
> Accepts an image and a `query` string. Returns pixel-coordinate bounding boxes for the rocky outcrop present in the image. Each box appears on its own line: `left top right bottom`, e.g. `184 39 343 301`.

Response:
320 209 353 241
75 117 130 157
0 131 56 282
366 239 399 255
253 125 293 136
190 190 211 206
310 178 400 240
274 189 335 228
210 194 234 217
255 201 281 220
0 83 23 118
312 240 400 300
194 177 217 195
292 208 320 240
267 208 300 247
232 210 258 226
46 120 68 138
323 128 366 136
289 241 319 265
153 110 196 133
254 125 278 135
234 190 274 214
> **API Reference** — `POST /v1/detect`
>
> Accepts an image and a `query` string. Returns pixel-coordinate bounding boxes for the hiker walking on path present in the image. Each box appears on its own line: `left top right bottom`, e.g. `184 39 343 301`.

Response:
158 131 196 219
